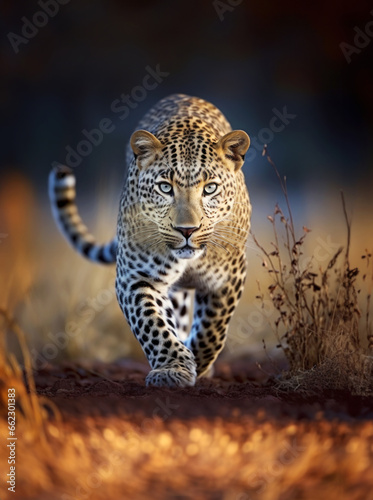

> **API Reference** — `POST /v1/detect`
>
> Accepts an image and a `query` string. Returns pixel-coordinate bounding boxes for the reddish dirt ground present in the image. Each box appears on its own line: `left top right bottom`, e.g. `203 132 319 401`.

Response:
34 358 373 422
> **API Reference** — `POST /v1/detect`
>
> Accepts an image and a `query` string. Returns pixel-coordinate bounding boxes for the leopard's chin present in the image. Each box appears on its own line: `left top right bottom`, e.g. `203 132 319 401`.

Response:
171 244 205 260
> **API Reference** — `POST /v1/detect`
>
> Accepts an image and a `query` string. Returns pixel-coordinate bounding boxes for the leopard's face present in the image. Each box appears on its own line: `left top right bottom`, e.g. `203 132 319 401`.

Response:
131 128 250 260
138 165 237 260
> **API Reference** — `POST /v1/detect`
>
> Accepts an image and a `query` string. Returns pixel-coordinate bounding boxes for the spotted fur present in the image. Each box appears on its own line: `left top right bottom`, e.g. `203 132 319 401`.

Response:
49 94 251 387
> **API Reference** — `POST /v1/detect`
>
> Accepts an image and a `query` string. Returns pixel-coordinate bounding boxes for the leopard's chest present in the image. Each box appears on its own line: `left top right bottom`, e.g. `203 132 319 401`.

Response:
173 253 232 291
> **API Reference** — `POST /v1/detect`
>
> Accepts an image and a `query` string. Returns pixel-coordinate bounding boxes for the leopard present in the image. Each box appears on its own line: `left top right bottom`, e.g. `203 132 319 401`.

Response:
49 94 252 387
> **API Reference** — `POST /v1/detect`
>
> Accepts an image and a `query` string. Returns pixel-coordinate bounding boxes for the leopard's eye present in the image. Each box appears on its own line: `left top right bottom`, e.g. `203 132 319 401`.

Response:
203 183 218 195
158 182 173 195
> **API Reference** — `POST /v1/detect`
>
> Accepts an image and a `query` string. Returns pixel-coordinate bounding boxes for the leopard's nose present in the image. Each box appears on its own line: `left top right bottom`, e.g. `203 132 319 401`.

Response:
174 226 199 239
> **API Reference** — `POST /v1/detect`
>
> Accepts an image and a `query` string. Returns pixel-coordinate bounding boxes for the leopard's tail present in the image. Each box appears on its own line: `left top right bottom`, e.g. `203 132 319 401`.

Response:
48 165 117 264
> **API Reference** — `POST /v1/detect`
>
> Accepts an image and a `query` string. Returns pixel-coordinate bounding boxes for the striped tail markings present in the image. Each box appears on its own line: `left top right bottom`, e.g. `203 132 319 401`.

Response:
48 165 117 264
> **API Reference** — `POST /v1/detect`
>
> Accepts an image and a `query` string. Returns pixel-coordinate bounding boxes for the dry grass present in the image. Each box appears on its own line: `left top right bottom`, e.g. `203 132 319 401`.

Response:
0 309 59 445
254 148 373 395
0 173 53 451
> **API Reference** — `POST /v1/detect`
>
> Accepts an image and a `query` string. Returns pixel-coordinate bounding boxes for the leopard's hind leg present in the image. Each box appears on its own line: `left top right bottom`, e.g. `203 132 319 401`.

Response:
168 289 192 342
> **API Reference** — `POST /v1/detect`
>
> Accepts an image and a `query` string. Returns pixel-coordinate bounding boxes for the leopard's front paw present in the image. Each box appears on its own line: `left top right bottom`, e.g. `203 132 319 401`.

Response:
146 359 197 388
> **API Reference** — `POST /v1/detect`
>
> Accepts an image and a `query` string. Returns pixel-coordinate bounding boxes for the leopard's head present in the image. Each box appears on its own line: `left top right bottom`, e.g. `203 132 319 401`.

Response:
130 128 250 260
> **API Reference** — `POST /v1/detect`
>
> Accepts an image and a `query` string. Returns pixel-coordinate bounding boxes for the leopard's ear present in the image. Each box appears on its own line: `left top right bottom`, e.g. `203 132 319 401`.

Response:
215 130 250 172
130 130 163 170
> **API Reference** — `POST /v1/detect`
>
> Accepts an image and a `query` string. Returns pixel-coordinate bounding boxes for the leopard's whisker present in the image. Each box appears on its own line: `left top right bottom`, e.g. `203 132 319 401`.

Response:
214 231 242 243
214 229 245 237
144 238 164 251
214 231 256 252
208 238 230 255
214 217 240 225
135 211 161 225
129 229 160 238
215 225 248 233
213 234 239 251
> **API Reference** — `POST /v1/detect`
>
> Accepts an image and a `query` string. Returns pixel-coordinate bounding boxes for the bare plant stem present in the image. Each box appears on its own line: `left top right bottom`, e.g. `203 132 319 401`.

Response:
255 147 372 392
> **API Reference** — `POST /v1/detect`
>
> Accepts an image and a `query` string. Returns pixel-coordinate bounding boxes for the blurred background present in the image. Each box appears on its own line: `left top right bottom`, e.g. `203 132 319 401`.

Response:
0 0 372 365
